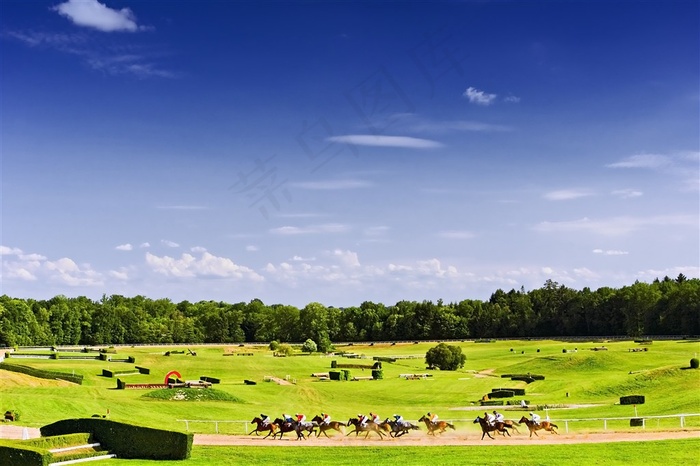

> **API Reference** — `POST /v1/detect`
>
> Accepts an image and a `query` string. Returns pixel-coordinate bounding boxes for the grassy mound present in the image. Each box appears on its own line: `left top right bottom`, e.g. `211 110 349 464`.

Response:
143 388 243 402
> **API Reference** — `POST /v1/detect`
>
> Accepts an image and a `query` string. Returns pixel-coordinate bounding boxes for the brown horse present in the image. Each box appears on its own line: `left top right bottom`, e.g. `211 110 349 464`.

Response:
418 415 456 435
272 418 313 440
346 418 386 438
473 416 510 440
311 415 346 438
250 417 278 439
518 416 559 438
382 418 421 437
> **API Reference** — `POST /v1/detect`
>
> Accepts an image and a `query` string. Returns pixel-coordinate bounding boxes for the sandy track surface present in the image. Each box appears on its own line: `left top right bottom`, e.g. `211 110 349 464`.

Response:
194 429 700 446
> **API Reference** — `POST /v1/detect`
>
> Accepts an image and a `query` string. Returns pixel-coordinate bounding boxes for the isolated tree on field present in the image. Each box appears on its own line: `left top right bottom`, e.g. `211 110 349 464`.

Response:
425 343 466 370
301 338 318 353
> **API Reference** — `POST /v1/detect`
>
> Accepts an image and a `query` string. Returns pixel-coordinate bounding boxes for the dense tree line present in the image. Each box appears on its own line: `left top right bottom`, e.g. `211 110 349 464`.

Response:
0 276 697 349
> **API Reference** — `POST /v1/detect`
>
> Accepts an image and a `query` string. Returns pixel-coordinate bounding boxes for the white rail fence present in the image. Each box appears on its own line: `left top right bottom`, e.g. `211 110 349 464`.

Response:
177 413 700 435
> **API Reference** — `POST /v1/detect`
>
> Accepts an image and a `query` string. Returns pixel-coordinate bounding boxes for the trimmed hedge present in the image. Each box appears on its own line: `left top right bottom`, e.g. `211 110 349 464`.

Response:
630 418 644 427
493 387 526 396
0 443 45 466
480 400 504 406
135 366 150 375
373 357 397 363
620 395 645 405
690 358 699 369
40 418 192 460
101 369 138 378
488 390 515 398
0 363 83 385
371 369 384 380
200 376 220 384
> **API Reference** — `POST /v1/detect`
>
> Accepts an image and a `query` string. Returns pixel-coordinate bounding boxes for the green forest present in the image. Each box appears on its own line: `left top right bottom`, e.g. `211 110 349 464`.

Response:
1 275 697 348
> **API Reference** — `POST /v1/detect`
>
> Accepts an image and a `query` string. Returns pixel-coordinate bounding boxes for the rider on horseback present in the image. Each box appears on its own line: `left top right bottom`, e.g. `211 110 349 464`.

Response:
283 413 294 424
261 413 271 426
358 413 368 427
393 414 405 428
296 413 306 423
321 413 331 425
493 410 504 424
427 412 439 424
529 412 541 426
484 411 495 426
370 412 380 424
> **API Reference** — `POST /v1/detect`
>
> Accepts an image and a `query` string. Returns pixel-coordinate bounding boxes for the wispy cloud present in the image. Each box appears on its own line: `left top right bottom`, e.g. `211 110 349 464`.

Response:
161 239 180 248
190 246 207 253
246 245 259 252
463 87 497 106
291 179 372 190
534 214 697 235
139 242 151 248
327 135 442 149
53 0 145 33
543 189 595 201
270 224 349 235
606 153 672 169
611 189 643 199
437 230 476 239
115 243 133 251
504 95 521 103
593 249 629 256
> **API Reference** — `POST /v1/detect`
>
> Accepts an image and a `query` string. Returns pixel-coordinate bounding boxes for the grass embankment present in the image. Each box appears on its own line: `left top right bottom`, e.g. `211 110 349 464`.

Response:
0 339 698 434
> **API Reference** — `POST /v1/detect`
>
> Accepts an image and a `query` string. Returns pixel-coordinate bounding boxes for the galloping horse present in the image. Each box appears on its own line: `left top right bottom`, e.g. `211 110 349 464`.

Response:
518 416 558 438
311 415 346 438
500 419 521 434
272 418 313 440
346 418 386 439
382 418 420 437
250 417 278 439
473 416 510 440
418 415 456 435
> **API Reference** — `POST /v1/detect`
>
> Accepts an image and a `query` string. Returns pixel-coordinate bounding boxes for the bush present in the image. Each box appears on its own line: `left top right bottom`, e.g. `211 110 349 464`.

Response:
690 358 699 369
488 390 515 398
425 343 466 371
269 340 280 351
276 344 293 357
301 339 317 353
329 371 341 381
371 369 383 380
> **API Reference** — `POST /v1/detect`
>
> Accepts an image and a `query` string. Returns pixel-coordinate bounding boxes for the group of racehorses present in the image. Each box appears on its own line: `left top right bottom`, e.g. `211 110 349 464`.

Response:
250 413 557 440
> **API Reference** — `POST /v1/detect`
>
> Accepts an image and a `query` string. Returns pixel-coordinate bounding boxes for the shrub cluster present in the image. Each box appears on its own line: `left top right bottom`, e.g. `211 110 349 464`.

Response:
0 363 83 384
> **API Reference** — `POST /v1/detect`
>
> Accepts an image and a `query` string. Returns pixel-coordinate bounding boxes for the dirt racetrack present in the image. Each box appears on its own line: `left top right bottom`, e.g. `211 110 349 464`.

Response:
194 429 700 446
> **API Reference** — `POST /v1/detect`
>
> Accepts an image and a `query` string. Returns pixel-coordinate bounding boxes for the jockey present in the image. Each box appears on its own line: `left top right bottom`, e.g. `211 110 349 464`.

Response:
358 413 368 427
530 412 541 426
296 413 306 424
260 413 270 426
393 414 405 428
484 411 495 426
493 410 504 424
322 413 331 425
428 412 439 423
370 412 381 424
283 413 294 424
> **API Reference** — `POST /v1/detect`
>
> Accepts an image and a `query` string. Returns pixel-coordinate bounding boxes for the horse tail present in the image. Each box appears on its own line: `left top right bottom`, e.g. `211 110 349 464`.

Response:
447 423 456 430
551 423 558 429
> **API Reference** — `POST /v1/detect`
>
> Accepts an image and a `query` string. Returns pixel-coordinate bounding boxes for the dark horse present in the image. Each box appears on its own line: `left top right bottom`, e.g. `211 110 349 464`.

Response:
518 416 559 438
311 415 346 438
418 415 456 435
346 418 386 438
250 417 278 439
381 418 420 437
473 416 511 440
272 418 314 440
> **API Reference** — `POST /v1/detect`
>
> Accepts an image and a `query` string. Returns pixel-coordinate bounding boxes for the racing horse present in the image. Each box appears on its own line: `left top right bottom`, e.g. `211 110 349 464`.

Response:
518 416 559 438
418 415 456 435
272 418 314 440
346 418 386 438
382 418 421 437
250 417 278 439
311 415 346 438
473 415 511 440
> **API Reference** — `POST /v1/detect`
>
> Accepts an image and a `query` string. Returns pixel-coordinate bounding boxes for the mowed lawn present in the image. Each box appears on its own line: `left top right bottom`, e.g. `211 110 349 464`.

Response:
1 338 699 436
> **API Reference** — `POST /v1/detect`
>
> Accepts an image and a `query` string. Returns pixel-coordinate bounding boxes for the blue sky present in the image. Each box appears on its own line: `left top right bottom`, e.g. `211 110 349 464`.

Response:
2 0 698 307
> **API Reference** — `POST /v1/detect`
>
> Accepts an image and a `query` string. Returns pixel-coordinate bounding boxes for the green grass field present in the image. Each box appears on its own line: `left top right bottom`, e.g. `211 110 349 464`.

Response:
1 339 699 464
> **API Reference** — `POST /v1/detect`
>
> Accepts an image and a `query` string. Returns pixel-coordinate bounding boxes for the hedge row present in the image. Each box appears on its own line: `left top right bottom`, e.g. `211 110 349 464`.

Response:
488 390 515 399
372 357 397 363
480 400 504 406
135 366 150 375
200 376 220 384
0 363 83 385
102 369 138 378
40 418 193 460
328 370 352 381
620 395 645 405
493 387 526 396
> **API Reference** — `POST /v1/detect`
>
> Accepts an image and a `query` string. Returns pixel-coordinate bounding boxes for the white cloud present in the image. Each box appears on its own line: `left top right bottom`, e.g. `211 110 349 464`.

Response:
161 239 180 248
109 268 129 280
331 249 360 267
326 135 443 149
291 179 372 190
0 246 23 255
190 246 207 253
543 189 594 201
611 189 643 199
606 154 672 169
270 224 349 235
246 245 259 252
463 87 497 106
53 0 143 32
115 243 133 251
504 95 521 103
593 249 629 256
140 242 151 248
145 252 264 281
534 214 697 236
635 266 700 281
437 230 476 239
